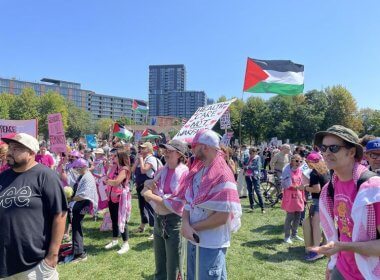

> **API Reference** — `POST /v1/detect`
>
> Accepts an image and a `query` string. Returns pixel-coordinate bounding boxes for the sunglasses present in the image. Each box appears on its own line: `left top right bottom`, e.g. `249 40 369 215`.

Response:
292 159 302 163
368 153 380 160
320 144 347 153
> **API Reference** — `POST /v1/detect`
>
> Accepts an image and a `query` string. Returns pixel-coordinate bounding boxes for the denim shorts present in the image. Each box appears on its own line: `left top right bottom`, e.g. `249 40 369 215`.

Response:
310 198 319 216
187 242 227 280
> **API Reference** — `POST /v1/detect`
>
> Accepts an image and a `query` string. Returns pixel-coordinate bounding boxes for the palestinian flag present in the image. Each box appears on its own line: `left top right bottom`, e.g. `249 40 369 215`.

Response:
132 100 148 113
243 58 304 95
141 128 161 140
113 123 133 140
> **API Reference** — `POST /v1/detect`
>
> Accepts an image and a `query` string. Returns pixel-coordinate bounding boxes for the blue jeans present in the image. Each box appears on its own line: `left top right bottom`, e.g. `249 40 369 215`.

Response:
187 242 227 280
245 176 264 210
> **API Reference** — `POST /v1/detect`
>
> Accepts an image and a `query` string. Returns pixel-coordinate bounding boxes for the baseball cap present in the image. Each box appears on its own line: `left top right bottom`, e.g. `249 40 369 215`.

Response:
94 148 105 154
192 129 220 149
159 140 188 156
314 125 363 159
366 138 380 152
1 133 39 153
139 142 153 152
306 151 323 163
72 158 88 169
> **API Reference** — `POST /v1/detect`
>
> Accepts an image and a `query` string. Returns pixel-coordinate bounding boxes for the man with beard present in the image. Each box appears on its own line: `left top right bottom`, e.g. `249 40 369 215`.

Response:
0 133 67 279
181 129 242 279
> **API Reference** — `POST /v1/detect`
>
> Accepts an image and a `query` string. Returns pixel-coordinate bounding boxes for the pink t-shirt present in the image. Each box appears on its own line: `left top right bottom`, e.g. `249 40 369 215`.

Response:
334 178 380 280
163 168 175 195
35 154 54 168
281 168 305 212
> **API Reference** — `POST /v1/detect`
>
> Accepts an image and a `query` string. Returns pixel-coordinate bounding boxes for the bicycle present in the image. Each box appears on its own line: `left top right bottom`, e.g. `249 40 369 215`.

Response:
253 169 283 207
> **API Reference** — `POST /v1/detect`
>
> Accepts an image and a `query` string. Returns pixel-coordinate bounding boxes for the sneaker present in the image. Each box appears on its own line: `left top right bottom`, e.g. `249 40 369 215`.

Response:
71 253 88 263
261 209 265 214
105 240 119 249
292 235 304 242
305 252 324 261
117 242 130 255
148 234 154 240
284 237 293 244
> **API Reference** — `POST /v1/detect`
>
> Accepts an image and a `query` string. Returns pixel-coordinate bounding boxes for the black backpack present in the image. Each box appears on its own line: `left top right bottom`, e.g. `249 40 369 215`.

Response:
327 169 377 199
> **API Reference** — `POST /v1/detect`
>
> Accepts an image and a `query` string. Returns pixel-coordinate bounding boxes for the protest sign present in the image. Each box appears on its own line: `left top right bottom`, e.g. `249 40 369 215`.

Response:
220 109 231 129
0 119 38 138
85 134 97 149
220 131 234 146
48 113 66 153
173 98 236 142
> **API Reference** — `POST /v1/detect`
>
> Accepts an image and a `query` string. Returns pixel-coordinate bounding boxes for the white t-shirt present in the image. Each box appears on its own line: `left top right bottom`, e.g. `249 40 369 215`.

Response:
189 168 231 249
145 155 158 179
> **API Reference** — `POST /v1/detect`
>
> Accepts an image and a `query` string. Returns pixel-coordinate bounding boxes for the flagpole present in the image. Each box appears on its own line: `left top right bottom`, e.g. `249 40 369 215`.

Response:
238 90 244 147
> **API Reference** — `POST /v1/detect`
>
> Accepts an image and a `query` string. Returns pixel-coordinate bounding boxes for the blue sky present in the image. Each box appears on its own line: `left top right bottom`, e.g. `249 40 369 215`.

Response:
1 0 379 109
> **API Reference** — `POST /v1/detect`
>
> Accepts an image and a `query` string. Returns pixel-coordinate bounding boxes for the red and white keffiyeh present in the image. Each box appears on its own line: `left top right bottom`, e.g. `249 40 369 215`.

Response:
320 163 380 278
182 151 242 233
152 163 189 216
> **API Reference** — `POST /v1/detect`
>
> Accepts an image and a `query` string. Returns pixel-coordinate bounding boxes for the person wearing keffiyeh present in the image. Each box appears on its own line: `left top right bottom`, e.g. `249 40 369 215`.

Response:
180 129 242 280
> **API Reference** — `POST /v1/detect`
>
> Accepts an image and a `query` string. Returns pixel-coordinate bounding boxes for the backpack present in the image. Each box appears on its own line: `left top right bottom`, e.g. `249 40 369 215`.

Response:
327 169 377 199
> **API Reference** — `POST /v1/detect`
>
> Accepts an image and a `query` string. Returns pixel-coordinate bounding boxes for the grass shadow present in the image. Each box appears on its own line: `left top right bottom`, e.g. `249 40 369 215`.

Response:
132 240 153 252
241 238 284 251
253 246 307 263
252 224 283 235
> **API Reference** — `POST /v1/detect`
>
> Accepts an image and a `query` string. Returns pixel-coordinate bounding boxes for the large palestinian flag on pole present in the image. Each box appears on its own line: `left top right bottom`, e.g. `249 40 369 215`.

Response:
243 58 304 96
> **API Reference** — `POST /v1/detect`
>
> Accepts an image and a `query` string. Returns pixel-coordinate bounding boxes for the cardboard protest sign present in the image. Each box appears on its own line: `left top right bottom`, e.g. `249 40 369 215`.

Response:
173 98 236 142
0 119 38 138
220 131 234 146
48 113 67 153
220 109 231 129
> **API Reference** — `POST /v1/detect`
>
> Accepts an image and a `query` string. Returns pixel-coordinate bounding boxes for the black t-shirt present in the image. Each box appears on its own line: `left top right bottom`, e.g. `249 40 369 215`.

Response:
309 169 330 199
0 164 68 277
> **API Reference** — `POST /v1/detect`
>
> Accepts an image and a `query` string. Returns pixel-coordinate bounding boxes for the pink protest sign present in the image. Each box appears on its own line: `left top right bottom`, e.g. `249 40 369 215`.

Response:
48 113 66 153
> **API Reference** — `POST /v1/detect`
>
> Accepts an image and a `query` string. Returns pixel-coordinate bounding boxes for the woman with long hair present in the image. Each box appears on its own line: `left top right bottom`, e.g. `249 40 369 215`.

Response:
104 148 132 255
303 152 329 261
142 140 189 280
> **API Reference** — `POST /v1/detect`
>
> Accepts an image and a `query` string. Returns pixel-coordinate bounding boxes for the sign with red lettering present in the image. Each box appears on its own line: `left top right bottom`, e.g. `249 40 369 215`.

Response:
0 119 38 138
48 113 66 153
173 99 236 142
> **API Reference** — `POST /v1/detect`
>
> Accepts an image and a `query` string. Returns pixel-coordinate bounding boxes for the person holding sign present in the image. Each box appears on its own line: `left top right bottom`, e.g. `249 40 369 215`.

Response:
180 129 242 280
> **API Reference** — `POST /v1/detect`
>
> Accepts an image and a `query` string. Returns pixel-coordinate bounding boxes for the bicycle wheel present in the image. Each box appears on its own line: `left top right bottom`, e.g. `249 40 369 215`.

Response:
253 180 281 207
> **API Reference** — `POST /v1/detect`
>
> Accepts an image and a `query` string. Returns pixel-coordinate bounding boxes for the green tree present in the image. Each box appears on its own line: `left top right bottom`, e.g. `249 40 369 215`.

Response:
66 102 93 139
228 98 245 145
95 118 115 140
265 95 294 141
9 88 39 120
242 96 268 144
360 108 380 136
323 85 363 132
288 91 328 144
37 91 69 138
0 93 15 119
117 116 135 126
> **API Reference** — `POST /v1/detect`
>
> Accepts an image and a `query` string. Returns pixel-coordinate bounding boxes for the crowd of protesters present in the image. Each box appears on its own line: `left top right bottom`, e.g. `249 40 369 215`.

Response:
1 125 380 279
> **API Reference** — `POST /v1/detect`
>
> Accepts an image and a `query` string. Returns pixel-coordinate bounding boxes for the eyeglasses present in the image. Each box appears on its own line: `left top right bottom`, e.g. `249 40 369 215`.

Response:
320 144 347 153
368 153 380 160
163 149 176 154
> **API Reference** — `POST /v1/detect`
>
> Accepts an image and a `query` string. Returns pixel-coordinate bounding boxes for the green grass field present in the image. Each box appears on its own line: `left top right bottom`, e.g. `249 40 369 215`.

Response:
58 196 326 279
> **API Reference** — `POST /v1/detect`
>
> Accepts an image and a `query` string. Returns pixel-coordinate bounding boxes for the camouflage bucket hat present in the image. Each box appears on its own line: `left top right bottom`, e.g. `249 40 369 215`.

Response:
314 125 363 160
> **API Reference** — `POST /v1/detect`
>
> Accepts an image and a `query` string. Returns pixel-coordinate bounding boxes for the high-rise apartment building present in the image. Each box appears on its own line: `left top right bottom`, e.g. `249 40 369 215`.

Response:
148 64 207 118
0 77 147 124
